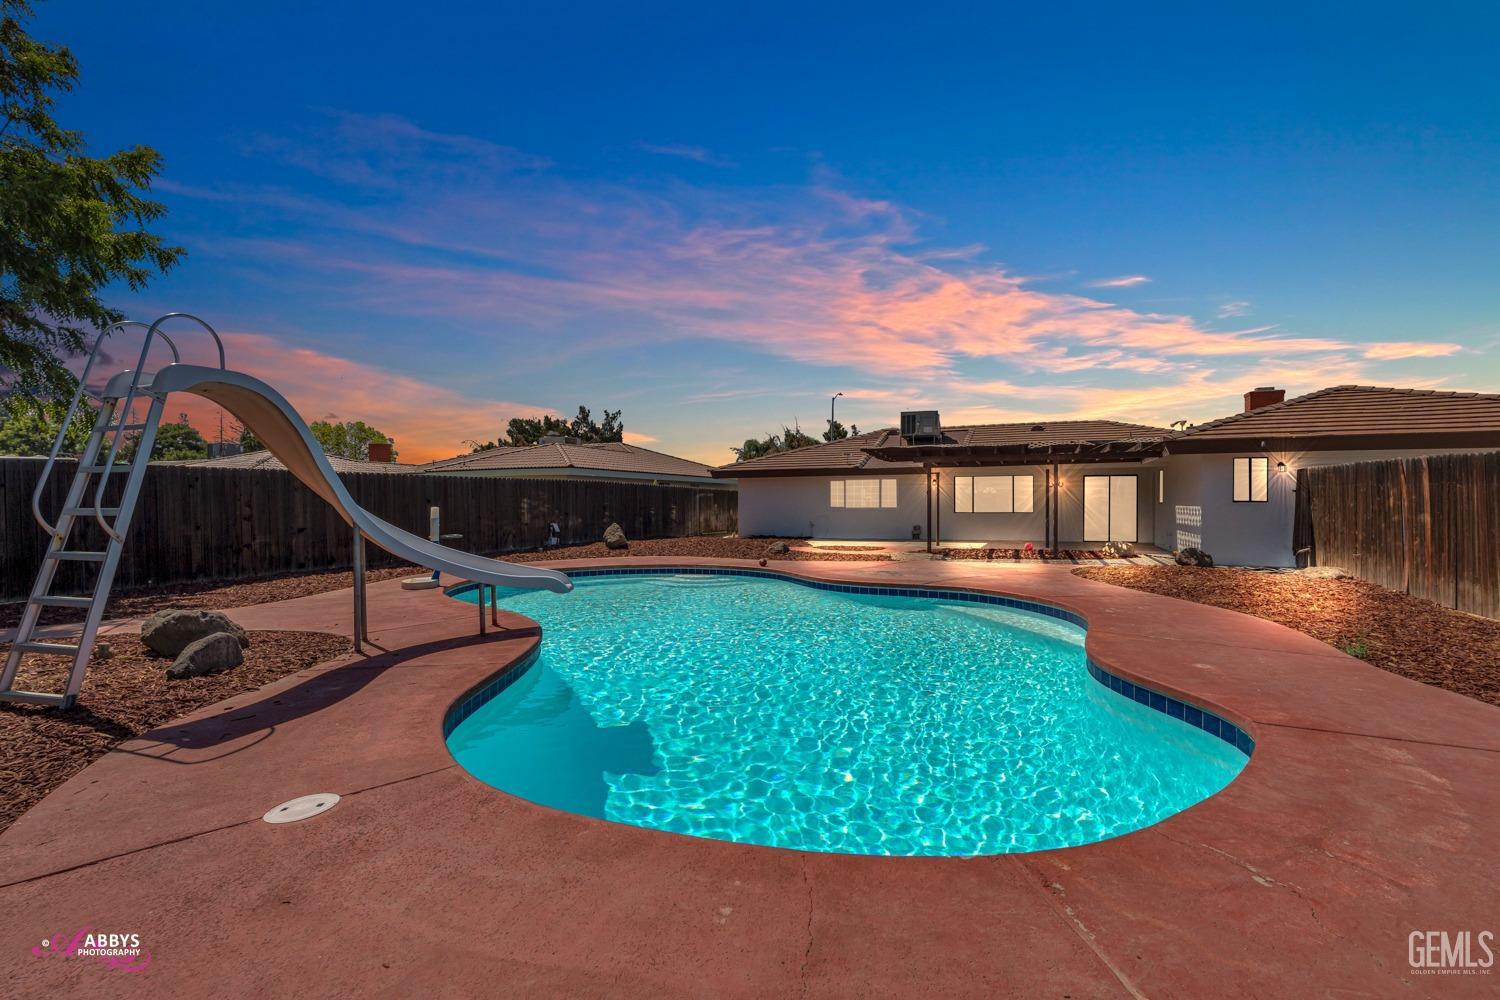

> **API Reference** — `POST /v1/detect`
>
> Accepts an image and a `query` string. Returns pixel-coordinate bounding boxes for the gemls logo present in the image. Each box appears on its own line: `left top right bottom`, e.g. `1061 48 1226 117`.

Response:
1409 930 1495 976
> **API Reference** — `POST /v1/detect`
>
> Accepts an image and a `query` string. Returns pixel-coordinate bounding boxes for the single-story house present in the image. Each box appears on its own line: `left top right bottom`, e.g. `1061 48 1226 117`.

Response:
168 447 418 476
419 435 733 489
713 385 1500 566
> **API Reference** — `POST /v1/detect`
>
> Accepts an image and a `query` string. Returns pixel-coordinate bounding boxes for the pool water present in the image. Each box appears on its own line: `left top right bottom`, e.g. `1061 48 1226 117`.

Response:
447 574 1246 856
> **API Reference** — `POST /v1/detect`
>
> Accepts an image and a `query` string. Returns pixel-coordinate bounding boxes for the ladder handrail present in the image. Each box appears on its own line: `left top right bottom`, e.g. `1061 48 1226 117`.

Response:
92 313 226 542
29 321 182 537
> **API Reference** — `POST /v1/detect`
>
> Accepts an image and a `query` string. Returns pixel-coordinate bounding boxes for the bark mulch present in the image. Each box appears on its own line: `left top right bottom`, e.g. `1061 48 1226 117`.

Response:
0 565 420 631
517 536 890 563
1073 566 1500 709
0 630 353 833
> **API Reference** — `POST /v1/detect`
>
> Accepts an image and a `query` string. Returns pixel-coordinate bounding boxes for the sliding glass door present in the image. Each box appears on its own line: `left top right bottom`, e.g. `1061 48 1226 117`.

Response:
1082 475 1138 542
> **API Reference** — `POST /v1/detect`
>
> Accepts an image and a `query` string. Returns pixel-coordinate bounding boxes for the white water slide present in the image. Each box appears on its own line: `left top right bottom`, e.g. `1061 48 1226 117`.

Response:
2 314 572 709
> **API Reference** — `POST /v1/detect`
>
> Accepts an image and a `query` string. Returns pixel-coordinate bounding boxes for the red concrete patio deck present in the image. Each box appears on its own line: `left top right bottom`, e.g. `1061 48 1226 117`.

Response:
2 557 1497 998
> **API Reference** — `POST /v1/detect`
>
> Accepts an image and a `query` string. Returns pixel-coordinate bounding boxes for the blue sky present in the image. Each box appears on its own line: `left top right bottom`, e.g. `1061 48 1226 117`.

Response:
39 2 1500 461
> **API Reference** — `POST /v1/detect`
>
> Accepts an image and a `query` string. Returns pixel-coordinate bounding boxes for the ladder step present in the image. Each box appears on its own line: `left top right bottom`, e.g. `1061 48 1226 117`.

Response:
33 595 94 608
62 506 120 517
111 422 150 431
46 551 107 562
0 690 73 708
13 640 81 655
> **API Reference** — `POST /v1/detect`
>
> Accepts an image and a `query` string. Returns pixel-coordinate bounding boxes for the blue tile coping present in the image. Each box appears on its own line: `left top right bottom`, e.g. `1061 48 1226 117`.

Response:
444 567 1254 757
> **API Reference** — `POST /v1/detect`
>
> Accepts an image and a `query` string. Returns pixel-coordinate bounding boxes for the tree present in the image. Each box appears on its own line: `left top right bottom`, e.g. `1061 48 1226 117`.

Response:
309 419 394 461
823 419 859 442
1 1 184 398
138 419 206 461
731 423 819 462
471 404 624 450
0 394 90 454
230 419 263 453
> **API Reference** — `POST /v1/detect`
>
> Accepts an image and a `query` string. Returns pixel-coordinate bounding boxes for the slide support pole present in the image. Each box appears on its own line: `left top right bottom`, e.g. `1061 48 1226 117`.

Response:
352 525 368 652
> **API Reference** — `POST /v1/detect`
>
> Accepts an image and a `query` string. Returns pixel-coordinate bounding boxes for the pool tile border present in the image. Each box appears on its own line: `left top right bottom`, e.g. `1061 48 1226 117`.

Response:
442 644 540 738
445 569 1254 758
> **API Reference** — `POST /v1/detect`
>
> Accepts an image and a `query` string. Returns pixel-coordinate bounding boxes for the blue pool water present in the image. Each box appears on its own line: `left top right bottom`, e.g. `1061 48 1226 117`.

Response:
447 573 1246 856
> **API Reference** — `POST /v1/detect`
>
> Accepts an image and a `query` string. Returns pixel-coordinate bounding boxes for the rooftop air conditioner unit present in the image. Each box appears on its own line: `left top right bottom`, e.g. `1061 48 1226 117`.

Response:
900 410 943 443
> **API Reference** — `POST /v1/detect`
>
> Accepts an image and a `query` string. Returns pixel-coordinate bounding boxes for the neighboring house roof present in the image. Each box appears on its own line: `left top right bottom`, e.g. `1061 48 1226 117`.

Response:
718 421 1170 477
166 451 419 475
418 441 720 481
1169 385 1500 452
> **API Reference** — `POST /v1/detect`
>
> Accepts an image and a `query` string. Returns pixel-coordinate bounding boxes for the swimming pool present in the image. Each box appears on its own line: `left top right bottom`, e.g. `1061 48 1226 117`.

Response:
446 571 1248 856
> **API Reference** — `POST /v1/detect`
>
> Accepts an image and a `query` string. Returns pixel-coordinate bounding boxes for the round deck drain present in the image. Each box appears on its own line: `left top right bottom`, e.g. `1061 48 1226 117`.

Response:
263 793 340 824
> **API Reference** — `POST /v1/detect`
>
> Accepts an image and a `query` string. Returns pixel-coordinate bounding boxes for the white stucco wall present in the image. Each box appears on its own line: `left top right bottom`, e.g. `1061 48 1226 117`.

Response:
1161 447 1498 567
737 463 1160 544
737 475 928 539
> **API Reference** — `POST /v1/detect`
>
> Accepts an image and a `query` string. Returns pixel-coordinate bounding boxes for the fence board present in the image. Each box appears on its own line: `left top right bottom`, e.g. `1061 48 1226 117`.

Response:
1 459 736 601
1295 453 1499 620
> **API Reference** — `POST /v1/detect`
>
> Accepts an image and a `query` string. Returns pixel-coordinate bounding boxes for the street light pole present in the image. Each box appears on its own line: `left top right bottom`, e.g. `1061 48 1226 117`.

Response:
830 392 843 438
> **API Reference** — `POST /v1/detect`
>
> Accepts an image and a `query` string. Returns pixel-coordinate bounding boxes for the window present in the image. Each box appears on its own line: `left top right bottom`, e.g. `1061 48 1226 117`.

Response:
830 478 897 508
1157 468 1165 504
1232 457 1269 503
953 475 1034 513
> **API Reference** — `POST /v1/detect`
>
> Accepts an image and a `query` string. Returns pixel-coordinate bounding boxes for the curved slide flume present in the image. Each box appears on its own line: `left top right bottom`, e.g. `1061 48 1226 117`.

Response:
126 364 573 595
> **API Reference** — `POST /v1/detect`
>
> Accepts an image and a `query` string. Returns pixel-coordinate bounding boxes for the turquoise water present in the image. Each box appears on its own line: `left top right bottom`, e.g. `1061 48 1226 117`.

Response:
447 574 1245 856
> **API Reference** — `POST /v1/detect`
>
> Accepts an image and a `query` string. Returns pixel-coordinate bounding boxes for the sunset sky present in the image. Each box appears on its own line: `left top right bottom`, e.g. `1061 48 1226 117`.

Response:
44 3 1500 464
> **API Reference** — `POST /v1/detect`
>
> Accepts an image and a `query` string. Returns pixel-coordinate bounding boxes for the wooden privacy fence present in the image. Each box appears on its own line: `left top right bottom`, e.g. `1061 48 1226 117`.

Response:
1294 453 1500 619
0 459 737 601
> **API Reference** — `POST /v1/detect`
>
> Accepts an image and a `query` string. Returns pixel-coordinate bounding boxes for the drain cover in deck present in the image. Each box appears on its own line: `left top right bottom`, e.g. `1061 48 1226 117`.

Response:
263 793 340 824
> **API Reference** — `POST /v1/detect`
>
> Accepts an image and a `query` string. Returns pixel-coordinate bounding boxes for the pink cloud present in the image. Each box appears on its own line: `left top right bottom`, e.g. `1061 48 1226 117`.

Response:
159 113 1487 461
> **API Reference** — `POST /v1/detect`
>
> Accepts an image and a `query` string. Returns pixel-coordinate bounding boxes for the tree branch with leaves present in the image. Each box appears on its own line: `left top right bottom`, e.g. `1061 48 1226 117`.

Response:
1 0 183 399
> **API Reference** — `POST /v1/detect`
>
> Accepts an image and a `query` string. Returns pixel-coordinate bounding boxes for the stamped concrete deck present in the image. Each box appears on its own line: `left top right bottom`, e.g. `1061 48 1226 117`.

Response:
2 558 1497 997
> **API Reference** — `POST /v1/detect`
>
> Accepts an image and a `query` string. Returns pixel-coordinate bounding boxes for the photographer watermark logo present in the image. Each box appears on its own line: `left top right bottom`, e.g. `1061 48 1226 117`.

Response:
1409 930 1493 976
32 927 150 972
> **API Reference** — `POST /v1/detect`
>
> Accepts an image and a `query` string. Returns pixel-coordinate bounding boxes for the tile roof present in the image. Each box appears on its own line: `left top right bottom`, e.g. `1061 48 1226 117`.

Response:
717 420 1169 475
167 451 418 475
1170 385 1500 449
418 441 719 480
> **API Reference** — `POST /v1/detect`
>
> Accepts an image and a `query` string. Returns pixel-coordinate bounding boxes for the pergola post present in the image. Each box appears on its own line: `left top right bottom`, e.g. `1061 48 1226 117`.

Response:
924 464 933 553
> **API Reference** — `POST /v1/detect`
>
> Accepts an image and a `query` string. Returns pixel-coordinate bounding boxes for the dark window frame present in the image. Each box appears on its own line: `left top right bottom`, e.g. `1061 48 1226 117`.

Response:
1232 456 1270 504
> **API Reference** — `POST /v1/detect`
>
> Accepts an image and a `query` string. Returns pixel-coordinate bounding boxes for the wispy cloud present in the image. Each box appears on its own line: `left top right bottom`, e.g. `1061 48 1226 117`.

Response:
1217 300 1251 318
1362 341 1463 360
161 112 1480 454
634 141 735 168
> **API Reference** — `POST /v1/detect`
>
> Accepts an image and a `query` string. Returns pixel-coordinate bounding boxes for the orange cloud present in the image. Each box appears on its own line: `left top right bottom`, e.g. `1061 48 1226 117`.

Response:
128 331 554 463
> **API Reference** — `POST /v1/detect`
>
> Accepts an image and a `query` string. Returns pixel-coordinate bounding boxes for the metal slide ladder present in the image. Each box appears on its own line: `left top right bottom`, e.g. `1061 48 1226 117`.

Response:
0 316 217 709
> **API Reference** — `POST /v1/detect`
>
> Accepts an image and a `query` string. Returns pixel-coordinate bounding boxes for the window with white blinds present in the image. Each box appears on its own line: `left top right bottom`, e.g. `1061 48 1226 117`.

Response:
830 479 897 508
953 475 1034 513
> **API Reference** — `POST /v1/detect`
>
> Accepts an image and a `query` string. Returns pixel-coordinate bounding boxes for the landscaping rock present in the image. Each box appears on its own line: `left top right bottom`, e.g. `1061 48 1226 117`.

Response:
1299 566 1350 580
142 609 250 657
602 523 629 550
166 632 245 679
1175 547 1215 568
765 540 790 556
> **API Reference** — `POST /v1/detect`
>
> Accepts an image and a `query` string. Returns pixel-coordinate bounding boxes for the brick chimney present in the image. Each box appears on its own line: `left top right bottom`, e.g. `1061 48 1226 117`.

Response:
1243 386 1285 413
366 440 394 463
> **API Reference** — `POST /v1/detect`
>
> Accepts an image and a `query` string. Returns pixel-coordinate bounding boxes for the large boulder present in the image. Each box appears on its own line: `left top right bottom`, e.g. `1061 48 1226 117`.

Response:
142 609 249 657
1175 547 1215 568
602 523 629 550
765 539 790 556
166 632 245 679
